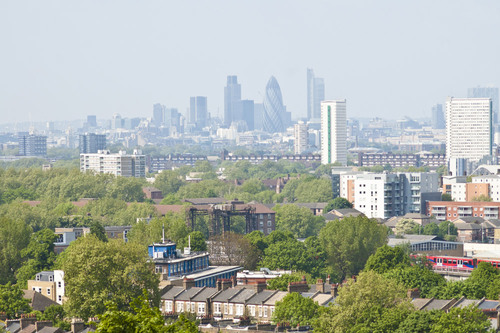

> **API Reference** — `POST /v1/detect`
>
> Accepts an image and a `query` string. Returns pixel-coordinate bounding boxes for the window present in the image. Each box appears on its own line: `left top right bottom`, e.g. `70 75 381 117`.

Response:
176 301 184 312
224 303 228 314
47 288 51 295
198 303 205 314
58 295 62 302
236 304 244 316
263 306 268 317
58 282 62 288
49 275 53 282
166 301 173 312
258 306 262 317
191 302 195 313
32 287 36 291
267 220 272 226
270 306 275 317
249 305 256 316
214 303 221 314
229 304 233 315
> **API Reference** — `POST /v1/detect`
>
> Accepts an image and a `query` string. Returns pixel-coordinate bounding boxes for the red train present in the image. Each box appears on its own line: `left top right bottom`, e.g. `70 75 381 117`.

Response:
414 255 500 271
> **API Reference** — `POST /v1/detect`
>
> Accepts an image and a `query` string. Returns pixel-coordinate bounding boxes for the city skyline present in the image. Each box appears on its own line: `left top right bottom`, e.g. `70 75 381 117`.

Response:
1 1 499 124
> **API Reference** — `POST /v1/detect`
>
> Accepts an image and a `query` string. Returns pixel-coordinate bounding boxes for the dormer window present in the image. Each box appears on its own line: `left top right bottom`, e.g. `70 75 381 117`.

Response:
49 275 54 282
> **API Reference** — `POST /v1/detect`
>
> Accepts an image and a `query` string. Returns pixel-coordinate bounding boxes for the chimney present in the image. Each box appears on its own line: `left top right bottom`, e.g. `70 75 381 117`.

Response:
331 284 338 297
183 278 195 289
35 321 53 332
71 319 85 333
252 282 267 293
231 274 237 288
19 314 36 329
407 288 420 299
221 279 232 290
316 279 325 293
326 275 331 285
287 279 309 293
217 279 222 291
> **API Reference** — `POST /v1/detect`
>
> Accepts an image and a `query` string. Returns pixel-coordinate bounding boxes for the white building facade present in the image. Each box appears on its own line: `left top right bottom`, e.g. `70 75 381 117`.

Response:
446 97 492 162
80 149 146 177
294 121 309 154
321 100 347 166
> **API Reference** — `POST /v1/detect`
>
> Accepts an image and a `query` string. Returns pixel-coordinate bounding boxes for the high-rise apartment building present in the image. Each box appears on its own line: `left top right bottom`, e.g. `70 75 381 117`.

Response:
80 150 145 178
468 86 499 124
341 172 439 218
307 69 325 121
153 104 165 126
189 96 208 130
263 76 286 133
321 100 347 166
445 97 492 162
224 76 241 127
294 121 308 154
431 104 445 129
79 133 106 154
18 133 47 156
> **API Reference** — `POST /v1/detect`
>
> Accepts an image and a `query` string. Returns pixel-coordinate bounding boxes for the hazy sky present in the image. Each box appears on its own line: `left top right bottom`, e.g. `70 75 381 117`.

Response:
1 1 499 124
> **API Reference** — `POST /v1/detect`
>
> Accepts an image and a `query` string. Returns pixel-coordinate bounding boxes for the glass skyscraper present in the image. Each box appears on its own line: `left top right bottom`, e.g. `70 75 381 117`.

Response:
263 76 285 133
224 76 241 127
307 68 325 121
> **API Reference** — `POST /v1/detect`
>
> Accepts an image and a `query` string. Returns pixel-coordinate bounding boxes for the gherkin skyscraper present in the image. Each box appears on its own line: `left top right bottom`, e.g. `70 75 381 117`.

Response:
263 76 286 133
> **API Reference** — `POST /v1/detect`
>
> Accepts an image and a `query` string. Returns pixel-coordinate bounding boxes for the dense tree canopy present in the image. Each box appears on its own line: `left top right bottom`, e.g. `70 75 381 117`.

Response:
0 217 31 284
319 216 388 280
273 204 325 238
61 235 159 320
273 292 321 326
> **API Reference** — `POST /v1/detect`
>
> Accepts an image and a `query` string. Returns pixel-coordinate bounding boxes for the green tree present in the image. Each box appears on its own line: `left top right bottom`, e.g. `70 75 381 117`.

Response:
90 220 108 242
97 291 198 333
364 245 410 274
0 217 31 284
395 218 419 236
385 265 446 298
324 197 353 212
153 170 184 196
438 220 458 239
61 235 160 320
422 222 440 236
0 282 32 319
267 272 313 291
259 239 310 273
16 228 58 287
441 193 453 201
106 176 146 202
40 304 70 331
273 204 325 238
430 306 492 333
208 233 260 270
319 216 388 281
472 194 492 202
273 292 320 326
396 310 443 333
314 271 412 333
178 231 207 252
294 178 333 203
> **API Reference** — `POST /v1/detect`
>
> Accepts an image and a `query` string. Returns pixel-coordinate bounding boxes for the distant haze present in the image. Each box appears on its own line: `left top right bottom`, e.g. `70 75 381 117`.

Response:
1 0 499 123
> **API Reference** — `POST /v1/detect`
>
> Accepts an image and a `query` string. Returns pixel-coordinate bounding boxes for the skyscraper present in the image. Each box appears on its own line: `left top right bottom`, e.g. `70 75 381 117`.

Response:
153 104 165 126
294 121 308 154
468 86 499 124
431 104 445 129
87 115 97 128
446 97 492 162
307 69 325 121
224 76 241 127
189 96 208 130
79 133 106 154
263 76 285 133
18 133 47 156
239 100 255 131
321 100 347 165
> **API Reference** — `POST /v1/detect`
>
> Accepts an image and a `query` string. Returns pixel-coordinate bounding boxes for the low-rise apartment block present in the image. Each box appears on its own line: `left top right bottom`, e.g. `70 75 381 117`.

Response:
27 270 65 305
80 149 146 177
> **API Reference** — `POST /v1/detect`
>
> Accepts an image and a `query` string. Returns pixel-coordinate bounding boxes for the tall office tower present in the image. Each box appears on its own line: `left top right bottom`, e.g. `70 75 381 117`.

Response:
307 68 325 121
164 108 180 128
468 86 499 124
87 115 97 128
112 113 122 129
190 96 208 130
80 150 146 178
321 100 347 166
18 133 47 156
431 104 445 129
253 103 264 131
153 104 165 126
294 121 309 154
224 76 241 127
263 76 285 133
446 97 492 162
239 100 255 130
79 133 106 154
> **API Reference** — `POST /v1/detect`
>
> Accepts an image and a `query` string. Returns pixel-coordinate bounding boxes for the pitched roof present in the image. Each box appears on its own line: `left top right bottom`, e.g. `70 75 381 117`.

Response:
38 327 63 333
175 288 205 301
19 324 36 333
182 198 226 205
263 291 287 306
161 286 185 300
246 290 277 305
23 290 58 312
229 288 256 304
154 205 186 215
212 288 243 303
191 287 218 302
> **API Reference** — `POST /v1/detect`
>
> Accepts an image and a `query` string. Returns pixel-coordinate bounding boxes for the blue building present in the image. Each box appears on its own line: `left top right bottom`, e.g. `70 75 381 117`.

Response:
148 242 241 288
